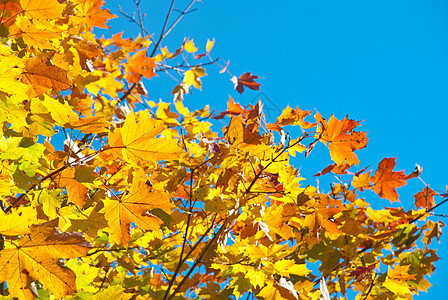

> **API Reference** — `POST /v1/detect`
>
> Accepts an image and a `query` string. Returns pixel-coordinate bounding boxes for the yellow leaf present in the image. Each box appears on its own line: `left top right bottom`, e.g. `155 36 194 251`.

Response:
20 0 65 22
206 38 215 53
383 278 412 296
183 66 207 90
366 207 398 223
101 174 174 245
184 39 198 53
0 219 92 299
116 111 184 163
274 260 309 276
0 206 37 236
14 15 61 49
41 94 78 126
0 50 28 97
288 138 306 157
175 99 190 117
0 92 28 132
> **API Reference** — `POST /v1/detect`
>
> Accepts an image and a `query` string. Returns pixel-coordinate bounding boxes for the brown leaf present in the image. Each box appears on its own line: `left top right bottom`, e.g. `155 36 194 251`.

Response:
232 72 261 94
414 186 438 210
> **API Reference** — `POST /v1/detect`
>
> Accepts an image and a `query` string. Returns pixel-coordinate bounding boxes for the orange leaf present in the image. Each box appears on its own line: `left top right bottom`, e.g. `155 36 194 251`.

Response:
56 168 89 208
126 50 156 83
314 163 350 176
315 112 367 166
232 72 261 94
22 52 71 98
71 0 117 29
388 265 416 281
227 96 244 115
414 186 438 210
371 158 407 202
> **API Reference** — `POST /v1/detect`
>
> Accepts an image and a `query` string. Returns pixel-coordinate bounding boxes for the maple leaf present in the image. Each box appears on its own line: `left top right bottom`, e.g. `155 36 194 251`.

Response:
414 186 438 210
0 219 92 299
13 16 61 49
0 206 37 235
184 39 198 53
275 105 315 129
108 111 184 163
352 171 372 191
0 92 29 131
0 52 29 96
71 0 117 29
183 66 207 90
349 263 377 279
101 173 174 245
388 265 416 281
371 158 407 202
315 112 367 166
314 163 350 176
56 167 92 208
232 72 261 94
22 52 72 98
20 0 64 22
126 49 157 83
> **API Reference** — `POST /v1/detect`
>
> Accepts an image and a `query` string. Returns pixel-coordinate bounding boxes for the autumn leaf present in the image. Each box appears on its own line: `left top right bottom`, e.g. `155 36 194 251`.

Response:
388 265 416 281
71 0 117 29
108 111 184 163
414 186 438 210
371 158 407 202
22 52 72 98
55 167 92 208
14 15 61 49
349 263 377 279
232 72 261 94
184 39 198 53
315 112 367 166
0 206 37 235
20 0 64 22
183 66 207 90
275 105 315 129
101 172 174 245
126 49 157 83
0 1 444 299
352 171 372 191
0 219 92 299
0 52 29 96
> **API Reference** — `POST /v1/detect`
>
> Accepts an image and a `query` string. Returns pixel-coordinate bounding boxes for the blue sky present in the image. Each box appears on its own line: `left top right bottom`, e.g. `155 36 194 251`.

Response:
102 0 448 298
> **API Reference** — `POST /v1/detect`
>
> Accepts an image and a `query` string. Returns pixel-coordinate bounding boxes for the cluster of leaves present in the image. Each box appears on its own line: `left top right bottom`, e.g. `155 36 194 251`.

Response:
0 0 446 299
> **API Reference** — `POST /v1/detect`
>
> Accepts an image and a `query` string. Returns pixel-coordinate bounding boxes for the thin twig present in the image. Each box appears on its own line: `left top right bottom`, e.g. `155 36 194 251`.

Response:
149 0 176 58
162 0 198 40
166 219 226 300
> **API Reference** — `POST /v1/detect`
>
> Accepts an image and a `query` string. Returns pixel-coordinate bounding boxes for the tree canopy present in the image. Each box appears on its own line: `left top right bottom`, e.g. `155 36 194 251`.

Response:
0 0 446 299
